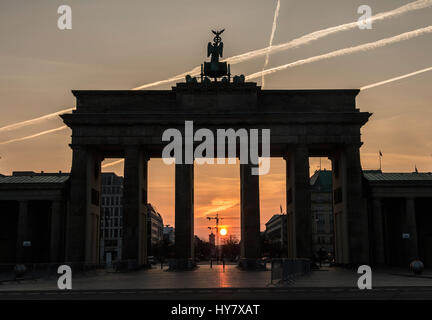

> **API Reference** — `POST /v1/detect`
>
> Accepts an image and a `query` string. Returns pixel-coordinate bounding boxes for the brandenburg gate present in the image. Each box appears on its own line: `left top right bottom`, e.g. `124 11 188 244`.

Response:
61 31 371 268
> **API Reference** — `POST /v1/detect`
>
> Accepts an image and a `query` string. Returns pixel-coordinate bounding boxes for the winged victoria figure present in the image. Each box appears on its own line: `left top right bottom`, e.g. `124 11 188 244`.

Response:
202 29 229 80
208 29 224 63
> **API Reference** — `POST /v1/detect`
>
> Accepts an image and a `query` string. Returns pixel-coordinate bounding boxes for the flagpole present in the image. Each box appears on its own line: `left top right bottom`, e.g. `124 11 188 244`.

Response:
379 150 382 171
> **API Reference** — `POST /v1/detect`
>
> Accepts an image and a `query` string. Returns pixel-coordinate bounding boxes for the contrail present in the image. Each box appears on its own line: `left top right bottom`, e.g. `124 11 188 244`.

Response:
3 0 430 131
133 0 432 90
361 66 432 90
261 0 281 88
246 26 432 80
0 126 68 145
3 26 432 146
4 27 432 146
101 159 124 169
229 0 432 65
0 107 74 133
132 66 202 90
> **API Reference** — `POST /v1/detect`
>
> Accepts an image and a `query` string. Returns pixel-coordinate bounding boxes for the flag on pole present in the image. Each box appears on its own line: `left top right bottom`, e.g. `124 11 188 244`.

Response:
415 165 418 173
280 205 283 214
379 150 383 157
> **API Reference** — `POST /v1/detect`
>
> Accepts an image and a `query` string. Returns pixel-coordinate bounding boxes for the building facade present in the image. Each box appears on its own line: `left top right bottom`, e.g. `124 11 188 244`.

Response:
264 214 287 247
310 170 334 259
146 203 164 255
0 171 69 264
163 226 175 244
100 172 124 263
364 170 432 266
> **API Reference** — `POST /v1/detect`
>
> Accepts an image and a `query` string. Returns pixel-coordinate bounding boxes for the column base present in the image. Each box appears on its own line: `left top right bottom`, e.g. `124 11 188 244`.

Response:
238 258 267 271
167 259 197 271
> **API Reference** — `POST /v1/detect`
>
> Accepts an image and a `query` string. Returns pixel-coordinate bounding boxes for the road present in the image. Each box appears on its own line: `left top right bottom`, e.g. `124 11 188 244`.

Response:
1 286 432 300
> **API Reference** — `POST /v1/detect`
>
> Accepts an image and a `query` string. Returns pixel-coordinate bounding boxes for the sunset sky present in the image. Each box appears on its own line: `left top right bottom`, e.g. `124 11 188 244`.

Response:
0 0 431 239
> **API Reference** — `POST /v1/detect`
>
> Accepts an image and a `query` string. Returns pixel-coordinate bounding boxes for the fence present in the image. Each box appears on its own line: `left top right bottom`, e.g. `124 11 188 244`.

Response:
270 258 311 285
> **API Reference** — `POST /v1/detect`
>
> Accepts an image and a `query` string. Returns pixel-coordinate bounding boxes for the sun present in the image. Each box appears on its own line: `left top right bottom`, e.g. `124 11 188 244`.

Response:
219 228 227 236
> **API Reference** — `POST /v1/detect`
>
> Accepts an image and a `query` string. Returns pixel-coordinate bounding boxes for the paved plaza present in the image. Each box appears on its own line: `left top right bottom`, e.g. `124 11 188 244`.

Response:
1 265 432 292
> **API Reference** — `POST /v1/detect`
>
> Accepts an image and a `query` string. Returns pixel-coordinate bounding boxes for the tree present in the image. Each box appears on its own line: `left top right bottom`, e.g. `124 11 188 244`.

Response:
194 236 213 260
221 236 240 261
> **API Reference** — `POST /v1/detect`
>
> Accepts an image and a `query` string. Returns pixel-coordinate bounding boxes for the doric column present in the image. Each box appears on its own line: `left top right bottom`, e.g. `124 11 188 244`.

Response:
284 155 295 258
84 150 101 264
66 146 101 264
285 145 312 259
371 198 385 265
331 151 349 264
16 200 29 263
332 144 369 265
175 163 194 260
66 146 87 262
403 198 418 262
50 200 63 263
240 163 260 261
344 144 369 264
122 146 148 266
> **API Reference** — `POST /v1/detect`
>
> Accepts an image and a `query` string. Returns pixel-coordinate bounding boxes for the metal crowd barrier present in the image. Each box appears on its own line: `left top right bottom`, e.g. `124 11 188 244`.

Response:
270 258 311 286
